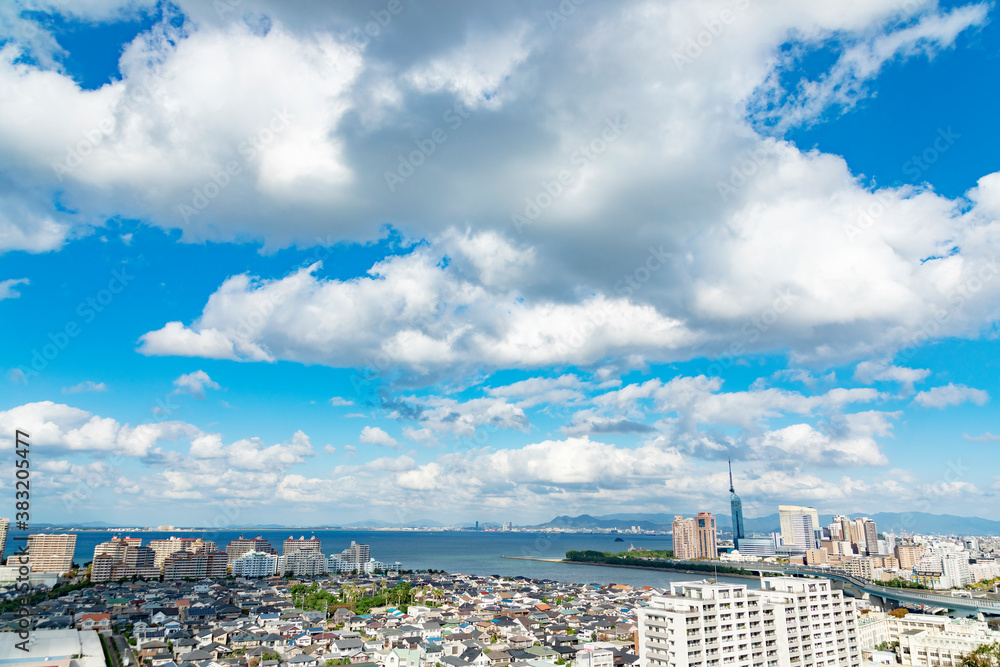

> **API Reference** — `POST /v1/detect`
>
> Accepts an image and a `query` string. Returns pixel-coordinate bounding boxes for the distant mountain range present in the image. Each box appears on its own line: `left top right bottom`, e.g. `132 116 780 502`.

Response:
343 519 448 528
531 512 1000 536
25 512 1000 536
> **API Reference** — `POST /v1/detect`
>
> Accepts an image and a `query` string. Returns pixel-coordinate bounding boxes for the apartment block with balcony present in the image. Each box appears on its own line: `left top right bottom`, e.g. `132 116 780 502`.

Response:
637 581 781 667
755 578 861 667
637 577 860 667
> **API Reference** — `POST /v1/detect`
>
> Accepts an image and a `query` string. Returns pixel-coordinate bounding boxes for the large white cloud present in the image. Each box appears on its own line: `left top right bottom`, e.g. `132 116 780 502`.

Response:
0 401 313 470
0 0 997 371
3 0 999 521
2 396 984 520
136 238 694 377
913 383 989 408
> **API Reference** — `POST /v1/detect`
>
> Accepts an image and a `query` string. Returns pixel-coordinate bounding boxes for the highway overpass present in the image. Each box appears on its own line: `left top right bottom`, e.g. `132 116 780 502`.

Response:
741 564 1000 616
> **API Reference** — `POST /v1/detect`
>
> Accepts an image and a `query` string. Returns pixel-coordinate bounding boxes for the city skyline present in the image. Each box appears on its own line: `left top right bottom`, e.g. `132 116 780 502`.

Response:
1 1 1000 526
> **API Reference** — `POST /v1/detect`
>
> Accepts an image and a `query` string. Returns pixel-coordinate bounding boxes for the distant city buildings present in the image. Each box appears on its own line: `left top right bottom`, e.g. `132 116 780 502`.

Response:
0 518 8 561
671 512 717 560
91 536 158 582
82 534 401 581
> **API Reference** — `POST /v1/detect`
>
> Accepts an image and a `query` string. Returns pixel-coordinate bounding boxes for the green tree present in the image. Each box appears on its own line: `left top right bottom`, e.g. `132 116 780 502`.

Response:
961 642 1000 666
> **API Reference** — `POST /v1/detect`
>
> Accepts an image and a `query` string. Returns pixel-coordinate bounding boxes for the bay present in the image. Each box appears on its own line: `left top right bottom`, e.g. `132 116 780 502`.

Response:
10 530 761 589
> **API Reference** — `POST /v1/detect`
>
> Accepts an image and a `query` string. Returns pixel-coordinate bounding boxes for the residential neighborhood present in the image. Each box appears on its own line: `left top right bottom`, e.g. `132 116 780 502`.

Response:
3 571 644 667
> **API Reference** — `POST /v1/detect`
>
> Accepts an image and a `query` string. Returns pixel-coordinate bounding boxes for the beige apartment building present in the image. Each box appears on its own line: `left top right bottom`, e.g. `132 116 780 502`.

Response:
5 533 77 573
673 516 698 560
147 537 217 567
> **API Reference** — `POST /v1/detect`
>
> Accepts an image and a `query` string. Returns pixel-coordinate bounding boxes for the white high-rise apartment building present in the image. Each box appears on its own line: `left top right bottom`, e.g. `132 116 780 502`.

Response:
941 552 972 588
755 578 861 667
638 581 774 667
232 550 278 577
637 577 860 667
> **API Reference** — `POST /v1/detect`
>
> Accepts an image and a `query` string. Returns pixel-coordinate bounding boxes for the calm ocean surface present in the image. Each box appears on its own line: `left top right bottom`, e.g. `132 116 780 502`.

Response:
9 530 760 589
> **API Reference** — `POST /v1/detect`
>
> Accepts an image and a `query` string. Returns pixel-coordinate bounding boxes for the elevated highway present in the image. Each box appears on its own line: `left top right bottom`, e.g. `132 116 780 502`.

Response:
739 564 1000 616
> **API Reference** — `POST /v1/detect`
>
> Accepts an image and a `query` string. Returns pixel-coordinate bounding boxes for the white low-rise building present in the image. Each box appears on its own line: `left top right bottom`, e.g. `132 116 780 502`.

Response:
970 560 1000 583
855 611 889 650
898 617 1000 666
0 629 106 667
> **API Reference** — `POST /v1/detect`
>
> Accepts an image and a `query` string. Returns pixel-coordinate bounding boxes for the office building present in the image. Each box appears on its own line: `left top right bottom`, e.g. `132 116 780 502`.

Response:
728 460 744 550
804 549 827 565
695 512 717 560
0 518 8 561
827 521 843 541
790 513 817 550
283 535 323 556
862 520 878 556
637 577 861 667
225 535 278 565
232 550 278 577
779 506 819 548
852 518 868 553
736 535 778 557
7 533 77 573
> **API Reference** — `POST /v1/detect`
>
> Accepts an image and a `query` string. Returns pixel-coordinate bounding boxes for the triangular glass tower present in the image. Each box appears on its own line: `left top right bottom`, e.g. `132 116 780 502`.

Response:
729 459 745 549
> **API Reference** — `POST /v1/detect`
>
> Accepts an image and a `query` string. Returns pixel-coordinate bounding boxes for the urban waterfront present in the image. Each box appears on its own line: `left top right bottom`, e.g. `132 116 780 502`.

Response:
5 529 770 588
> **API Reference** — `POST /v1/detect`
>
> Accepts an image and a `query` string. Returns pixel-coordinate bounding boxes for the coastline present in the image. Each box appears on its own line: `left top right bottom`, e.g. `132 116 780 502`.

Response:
501 556 764 580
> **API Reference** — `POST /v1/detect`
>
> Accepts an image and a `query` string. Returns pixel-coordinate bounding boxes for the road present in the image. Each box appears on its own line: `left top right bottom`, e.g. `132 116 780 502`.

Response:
739 564 1000 615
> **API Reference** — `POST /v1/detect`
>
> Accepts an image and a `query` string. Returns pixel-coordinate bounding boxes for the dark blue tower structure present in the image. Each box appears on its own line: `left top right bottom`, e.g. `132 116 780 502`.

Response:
729 459 745 550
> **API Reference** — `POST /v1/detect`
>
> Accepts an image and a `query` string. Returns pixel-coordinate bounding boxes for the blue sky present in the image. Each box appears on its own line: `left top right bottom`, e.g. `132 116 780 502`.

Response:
1 0 999 527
